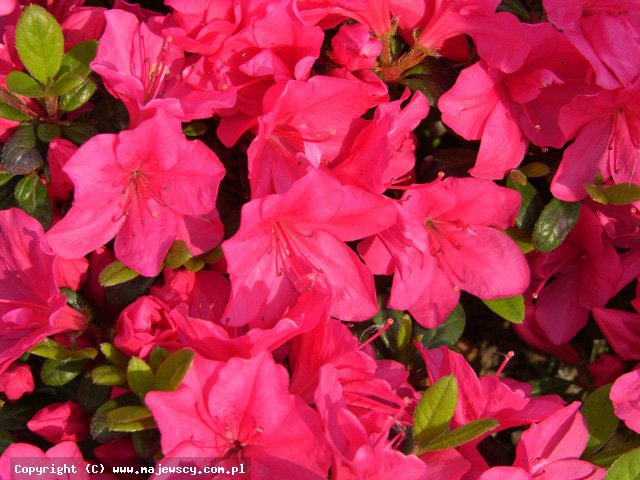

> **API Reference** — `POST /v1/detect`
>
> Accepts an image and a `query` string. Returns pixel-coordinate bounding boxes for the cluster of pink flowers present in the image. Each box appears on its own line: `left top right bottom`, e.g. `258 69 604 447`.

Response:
0 0 639 479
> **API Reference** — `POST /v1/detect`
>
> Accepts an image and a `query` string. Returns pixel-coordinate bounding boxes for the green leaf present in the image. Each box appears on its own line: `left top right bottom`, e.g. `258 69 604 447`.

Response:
528 377 572 396
36 122 61 143
506 176 544 234
396 313 413 352
152 349 195 391
60 287 92 315
59 78 96 112
91 365 127 386
585 183 609 205
53 72 86 96
107 406 154 424
589 441 640 468
182 121 208 137
99 343 129 368
77 374 111 412
91 398 129 443
418 303 466 348
416 418 499 453
70 347 98 360
0 172 14 187
6 71 46 97
0 99 31 121
40 358 86 386
15 5 64 84
59 40 99 78
61 121 98 144
184 256 205 272
108 417 157 432
1 124 43 175
131 430 161 460
532 199 581 253
14 174 52 229
127 357 154 399
164 240 192 269
601 183 640 205
606 447 640 480
521 162 550 178
509 169 528 186
482 295 525 324
149 347 169 372
413 375 458 447
29 338 70 360
582 384 619 457
99 260 140 287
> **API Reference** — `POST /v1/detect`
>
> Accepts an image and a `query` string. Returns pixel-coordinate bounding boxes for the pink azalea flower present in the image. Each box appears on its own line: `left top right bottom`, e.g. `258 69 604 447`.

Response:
552 82 640 201
359 177 529 327
529 206 622 344
92 9 234 126
296 0 392 36
593 295 640 361
588 354 626 389
0 442 89 480
145 352 330 479
610 367 640 434
481 403 605 479
438 23 592 179
0 209 88 376
0 363 34 401
0 0 16 16
46 111 225 277
331 24 382 71
222 169 397 325
46 138 77 205
28 401 89 444
544 0 640 89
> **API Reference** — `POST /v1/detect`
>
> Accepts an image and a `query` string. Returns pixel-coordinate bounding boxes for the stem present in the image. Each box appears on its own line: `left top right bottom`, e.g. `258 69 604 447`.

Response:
43 95 59 121
0 86 38 119
379 47 428 83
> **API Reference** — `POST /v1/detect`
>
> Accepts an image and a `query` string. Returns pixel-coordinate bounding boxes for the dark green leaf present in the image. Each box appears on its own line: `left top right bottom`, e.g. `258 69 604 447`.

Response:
53 72 86 96
61 121 98 144
77 374 111 412
582 384 618 457
91 365 127 386
132 430 161 460
99 343 129 368
6 71 46 97
497 0 530 20
0 172 14 187
482 295 525 324
396 312 412 352
59 78 96 112
589 441 640 468
0 430 16 455
0 87 33 121
40 358 86 386
532 199 581 253
14 174 52 229
59 40 99 78
107 406 153 424
91 398 130 443
506 176 544 234
164 240 191 269
416 418 499 453
601 183 640 205
36 122 61 143
127 357 154 399
606 447 640 480
413 375 458 447
105 274 155 309
0 100 31 121
15 5 64 83
418 303 466 348
29 338 70 360
149 347 169 373
152 349 195 391
182 121 208 137
1 125 43 175
60 287 92 315
528 377 572 396
99 260 140 287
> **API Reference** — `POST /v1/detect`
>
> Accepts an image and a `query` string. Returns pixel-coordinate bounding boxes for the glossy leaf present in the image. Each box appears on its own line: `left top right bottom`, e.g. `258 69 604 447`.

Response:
482 295 525 324
413 375 458 447
59 79 97 112
6 71 46 97
91 365 127 386
164 240 191 269
40 358 86 386
127 357 154 399
532 199 580 253
59 40 99 78
506 176 544 234
1 124 43 175
418 303 466 348
606 447 640 480
152 349 195 392
53 72 86 96
416 418 499 453
29 338 70 360
581 384 618 457
99 343 129 368
99 260 140 287
14 174 52 229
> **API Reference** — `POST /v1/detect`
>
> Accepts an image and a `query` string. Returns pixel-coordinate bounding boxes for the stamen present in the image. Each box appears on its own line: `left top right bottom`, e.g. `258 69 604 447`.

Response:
495 351 515 376
358 318 394 350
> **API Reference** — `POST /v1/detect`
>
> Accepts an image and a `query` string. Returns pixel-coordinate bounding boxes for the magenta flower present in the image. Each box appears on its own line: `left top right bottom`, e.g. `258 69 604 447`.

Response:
610 367 640 434
360 177 529 327
27 401 89 444
146 352 330 479
222 169 396 325
47 111 225 277
0 209 88 376
0 442 89 480
0 363 34 401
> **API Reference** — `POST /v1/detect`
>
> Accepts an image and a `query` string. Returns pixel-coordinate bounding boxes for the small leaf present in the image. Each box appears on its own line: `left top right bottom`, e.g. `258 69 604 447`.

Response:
36 122 61 143
149 347 169 372
413 375 458 447
585 183 609 205
184 256 205 272
14 174 52 229
59 40 99 78
416 418 499 453
91 398 129 443
509 169 527 186
127 357 154 399
528 377 572 396
601 183 640 205
15 5 64 84
532 199 581 253
70 347 98 360
99 343 129 368
396 313 413 352
505 227 535 254
99 260 140 287
581 384 618 457
164 240 191 269
152 349 195 391
53 72 86 96
108 417 157 432
40 358 86 386
0 100 31 121
107 406 153 424
201 246 223 264
0 172 14 187
482 295 525 324
91 365 127 386
606 447 640 480
418 303 466 348
6 71 46 97
30 338 70 360
588 441 640 468
1 125 43 175
182 121 208 137
521 162 550 178
77 374 111 412
131 430 161 460
61 121 98 144
506 176 544 234
59 79 97 112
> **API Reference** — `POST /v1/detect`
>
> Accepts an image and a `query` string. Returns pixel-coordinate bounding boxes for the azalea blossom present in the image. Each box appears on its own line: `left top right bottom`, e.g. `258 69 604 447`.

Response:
47 111 225 277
